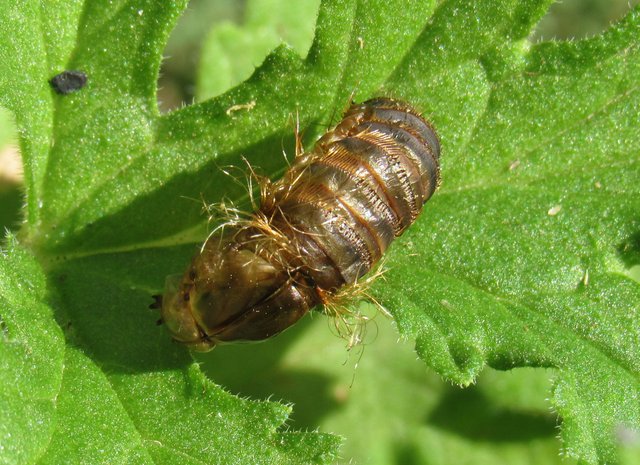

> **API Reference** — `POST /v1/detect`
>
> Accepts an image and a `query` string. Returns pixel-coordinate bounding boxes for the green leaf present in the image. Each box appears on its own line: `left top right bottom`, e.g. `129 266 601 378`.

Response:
0 0 638 464
0 107 16 148
0 1 340 463
200 315 576 465
43 244 338 464
0 106 22 232
196 0 321 101
375 2 640 464
0 237 64 464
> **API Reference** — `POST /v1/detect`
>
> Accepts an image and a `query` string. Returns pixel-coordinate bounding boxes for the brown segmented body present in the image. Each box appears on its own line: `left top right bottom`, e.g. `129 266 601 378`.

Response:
155 97 441 351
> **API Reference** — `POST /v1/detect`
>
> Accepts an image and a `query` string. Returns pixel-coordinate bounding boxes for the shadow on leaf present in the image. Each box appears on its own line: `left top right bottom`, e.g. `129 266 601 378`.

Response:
617 229 640 269
427 382 558 442
198 316 343 427
44 129 299 254
47 243 201 372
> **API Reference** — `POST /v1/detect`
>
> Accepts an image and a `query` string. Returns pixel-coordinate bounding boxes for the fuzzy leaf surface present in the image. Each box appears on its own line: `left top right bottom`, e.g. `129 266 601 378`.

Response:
0 0 638 464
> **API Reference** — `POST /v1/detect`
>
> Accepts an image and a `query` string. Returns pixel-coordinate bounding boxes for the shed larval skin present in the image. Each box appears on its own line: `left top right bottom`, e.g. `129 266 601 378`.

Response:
155 97 441 351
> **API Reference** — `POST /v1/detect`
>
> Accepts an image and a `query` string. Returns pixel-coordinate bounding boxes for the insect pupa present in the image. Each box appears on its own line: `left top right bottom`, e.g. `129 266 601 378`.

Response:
152 97 441 351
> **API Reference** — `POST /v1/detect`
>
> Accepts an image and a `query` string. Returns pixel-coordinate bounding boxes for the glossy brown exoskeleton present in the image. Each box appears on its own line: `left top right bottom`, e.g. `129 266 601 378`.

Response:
154 97 441 351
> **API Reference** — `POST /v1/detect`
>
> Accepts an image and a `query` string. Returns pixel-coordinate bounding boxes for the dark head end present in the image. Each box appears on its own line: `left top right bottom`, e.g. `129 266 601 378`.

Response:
149 294 163 310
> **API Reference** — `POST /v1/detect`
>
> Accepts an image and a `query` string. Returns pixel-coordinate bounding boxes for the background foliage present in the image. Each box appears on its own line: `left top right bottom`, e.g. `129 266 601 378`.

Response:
0 1 639 464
